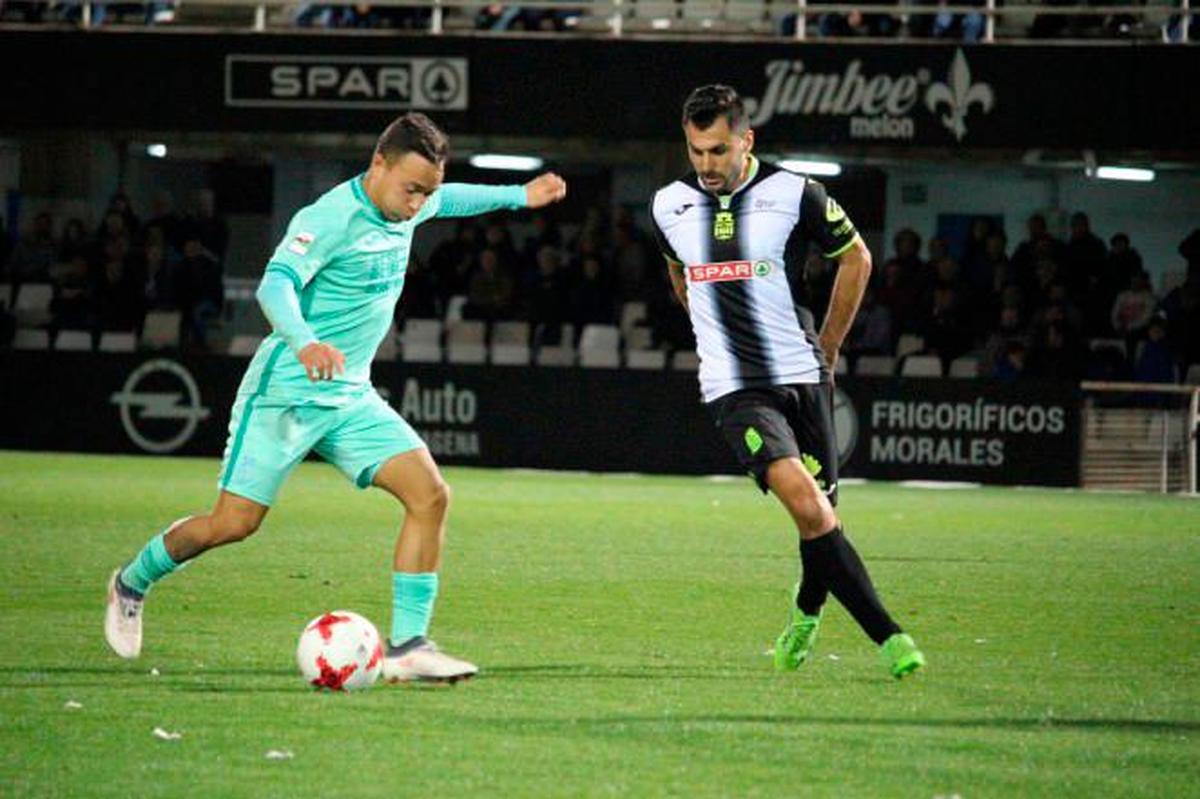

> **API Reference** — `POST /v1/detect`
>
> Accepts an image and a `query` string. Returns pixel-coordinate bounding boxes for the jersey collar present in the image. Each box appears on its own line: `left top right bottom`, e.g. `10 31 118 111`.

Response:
352 172 402 227
696 155 761 208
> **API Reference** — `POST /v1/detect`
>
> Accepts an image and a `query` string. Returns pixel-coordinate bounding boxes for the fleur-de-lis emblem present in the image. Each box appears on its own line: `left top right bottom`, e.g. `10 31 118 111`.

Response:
925 49 995 142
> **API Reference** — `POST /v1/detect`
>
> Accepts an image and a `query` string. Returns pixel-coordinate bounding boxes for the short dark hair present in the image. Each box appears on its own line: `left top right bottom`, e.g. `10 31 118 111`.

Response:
375 112 449 164
681 84 747 131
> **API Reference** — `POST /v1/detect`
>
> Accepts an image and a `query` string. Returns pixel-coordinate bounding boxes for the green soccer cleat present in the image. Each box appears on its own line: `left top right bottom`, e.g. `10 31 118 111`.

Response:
774 585 822 671
881 632 925 679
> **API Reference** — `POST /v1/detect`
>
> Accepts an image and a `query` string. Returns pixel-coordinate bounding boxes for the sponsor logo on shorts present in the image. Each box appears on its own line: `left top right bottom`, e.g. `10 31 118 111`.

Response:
688 260 774 283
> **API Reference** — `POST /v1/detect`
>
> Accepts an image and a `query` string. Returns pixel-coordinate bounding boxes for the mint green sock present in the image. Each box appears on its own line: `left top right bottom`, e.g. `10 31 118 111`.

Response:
391 572 439 645
119 531 181 596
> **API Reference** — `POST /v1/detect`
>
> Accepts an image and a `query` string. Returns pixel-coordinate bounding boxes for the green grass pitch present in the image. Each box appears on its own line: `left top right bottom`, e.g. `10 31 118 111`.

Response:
1 451 1197 797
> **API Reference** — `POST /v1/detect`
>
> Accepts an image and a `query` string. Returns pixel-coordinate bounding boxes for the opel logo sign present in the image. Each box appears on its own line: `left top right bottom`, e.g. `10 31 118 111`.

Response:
833 386 858 467
110 360 211 454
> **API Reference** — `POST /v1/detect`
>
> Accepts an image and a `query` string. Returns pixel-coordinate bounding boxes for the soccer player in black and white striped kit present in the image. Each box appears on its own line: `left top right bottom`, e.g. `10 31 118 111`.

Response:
649 85 925 678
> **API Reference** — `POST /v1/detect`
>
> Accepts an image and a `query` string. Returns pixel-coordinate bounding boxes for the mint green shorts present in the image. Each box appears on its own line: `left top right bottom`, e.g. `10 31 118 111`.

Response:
218 390 424 506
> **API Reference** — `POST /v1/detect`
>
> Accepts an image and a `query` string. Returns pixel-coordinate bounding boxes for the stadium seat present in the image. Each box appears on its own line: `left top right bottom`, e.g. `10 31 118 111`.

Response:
14 283 53 328
54 330 93 351
896 334 925 359
373 326 399 362
13 328 50 350
626 348 667 370
629 0 678 29
1089 338 1126 357
619 301 647 335
834 357 849 376
99 332 137 353
228 335 263 356
444 294 468 323
724 0 767 25
491 321 531 365
535 325 576 367
0 283 11 310
401 318 443 363
671 350 700 371
855 355 895 376
1186 364 1200 386
948 355 981 378
578 324 621 368
625 326 654 350
141 310 182 350
446 320 487 364
900 354 943 378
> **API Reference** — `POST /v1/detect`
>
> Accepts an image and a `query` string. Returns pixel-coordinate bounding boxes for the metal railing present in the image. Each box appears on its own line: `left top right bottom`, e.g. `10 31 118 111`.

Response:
1080 380 1199 495
7 0 1191 42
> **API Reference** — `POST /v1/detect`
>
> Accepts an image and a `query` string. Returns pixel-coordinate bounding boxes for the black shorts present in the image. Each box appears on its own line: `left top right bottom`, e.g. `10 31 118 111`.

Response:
706 382 839 504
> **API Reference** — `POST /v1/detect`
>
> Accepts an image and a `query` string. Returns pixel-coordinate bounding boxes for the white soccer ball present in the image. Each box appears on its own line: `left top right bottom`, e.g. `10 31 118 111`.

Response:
296 610 383 691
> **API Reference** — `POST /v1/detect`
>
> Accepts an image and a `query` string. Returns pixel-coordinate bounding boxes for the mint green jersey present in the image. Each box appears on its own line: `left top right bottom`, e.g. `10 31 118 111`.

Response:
237 175 526 406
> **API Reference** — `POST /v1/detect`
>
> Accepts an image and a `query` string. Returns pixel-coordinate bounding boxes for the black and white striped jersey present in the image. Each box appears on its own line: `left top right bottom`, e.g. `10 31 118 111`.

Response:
649 158 858 403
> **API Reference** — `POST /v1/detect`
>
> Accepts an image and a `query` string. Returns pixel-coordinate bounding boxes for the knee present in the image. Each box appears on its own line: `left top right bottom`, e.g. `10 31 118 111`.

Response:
407 479 451 520
210 511 262 545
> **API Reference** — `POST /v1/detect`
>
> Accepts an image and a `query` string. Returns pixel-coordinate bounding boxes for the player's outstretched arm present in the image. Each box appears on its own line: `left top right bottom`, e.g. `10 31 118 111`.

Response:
256 270 345 382
434 173 565 219
819 236 872 374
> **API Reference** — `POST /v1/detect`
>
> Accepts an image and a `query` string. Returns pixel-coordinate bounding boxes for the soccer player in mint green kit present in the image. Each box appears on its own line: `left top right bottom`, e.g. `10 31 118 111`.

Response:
104 113 567 683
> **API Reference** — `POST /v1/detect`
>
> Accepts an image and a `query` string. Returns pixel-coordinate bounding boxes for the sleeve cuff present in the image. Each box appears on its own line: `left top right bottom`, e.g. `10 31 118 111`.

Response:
824 238 857 259
265 262 304 292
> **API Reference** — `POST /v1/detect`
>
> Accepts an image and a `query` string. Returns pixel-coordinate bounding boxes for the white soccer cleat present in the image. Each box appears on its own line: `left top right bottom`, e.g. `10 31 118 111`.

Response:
104 569 144 659
382 637 478 685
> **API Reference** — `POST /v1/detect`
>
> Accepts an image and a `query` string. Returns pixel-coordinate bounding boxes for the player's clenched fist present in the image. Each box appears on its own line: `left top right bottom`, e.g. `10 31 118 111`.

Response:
524 173 567 209
298 342 346 382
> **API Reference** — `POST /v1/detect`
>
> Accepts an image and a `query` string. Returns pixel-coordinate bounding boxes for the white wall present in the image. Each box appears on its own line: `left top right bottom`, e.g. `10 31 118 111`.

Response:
884 163 1200 291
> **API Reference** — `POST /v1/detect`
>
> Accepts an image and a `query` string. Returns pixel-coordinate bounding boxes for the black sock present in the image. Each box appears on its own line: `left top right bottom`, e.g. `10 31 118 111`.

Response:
801 527 901 645
796 540 829 616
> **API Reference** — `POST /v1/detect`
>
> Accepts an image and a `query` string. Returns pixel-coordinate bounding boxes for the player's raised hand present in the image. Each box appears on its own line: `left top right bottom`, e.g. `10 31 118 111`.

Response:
298 342 346 382
524 173 567 209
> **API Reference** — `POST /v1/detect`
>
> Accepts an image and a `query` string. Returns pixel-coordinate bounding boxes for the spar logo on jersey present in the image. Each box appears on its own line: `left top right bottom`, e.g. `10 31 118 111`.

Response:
110 360 212 454
688 260 774 283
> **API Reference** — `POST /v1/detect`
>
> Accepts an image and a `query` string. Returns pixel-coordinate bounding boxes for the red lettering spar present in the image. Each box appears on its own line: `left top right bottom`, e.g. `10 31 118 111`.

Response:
688 261 753 283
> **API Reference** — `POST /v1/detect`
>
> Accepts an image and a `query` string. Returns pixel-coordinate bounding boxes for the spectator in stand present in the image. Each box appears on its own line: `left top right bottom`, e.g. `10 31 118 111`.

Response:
187 189 229 267
464 247 514 322
146 191 188 253
103 192 141 240
925 281 971 365
1011 213 1064 292
430 221 482 303
569 253 616 330
396 255 439 321
1031 283 1083 339
611 222 649 303
174 237 223 349
845 286 893 356
1161 230 1200 372
1133 316 1177 385
0 215 10 279
1026 321 1084 381
523 212 563 268
59 218 90 264
96 210 133 256
992 340 1027 381
48 253 93 334
143 225 180 309
527 244 569 346
93 236 147 334
877 257 922 339
1110 269 1157 343
9 211 57 283
1105 233 1143 295
799 0 900 37
482 221 519 277
1062 211 1106 298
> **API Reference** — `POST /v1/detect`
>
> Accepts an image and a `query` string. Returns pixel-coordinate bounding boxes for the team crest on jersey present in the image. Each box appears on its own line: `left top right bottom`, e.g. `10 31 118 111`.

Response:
688 260 773 283
825 198 846 224
287 231 316 255
713 211 736 241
